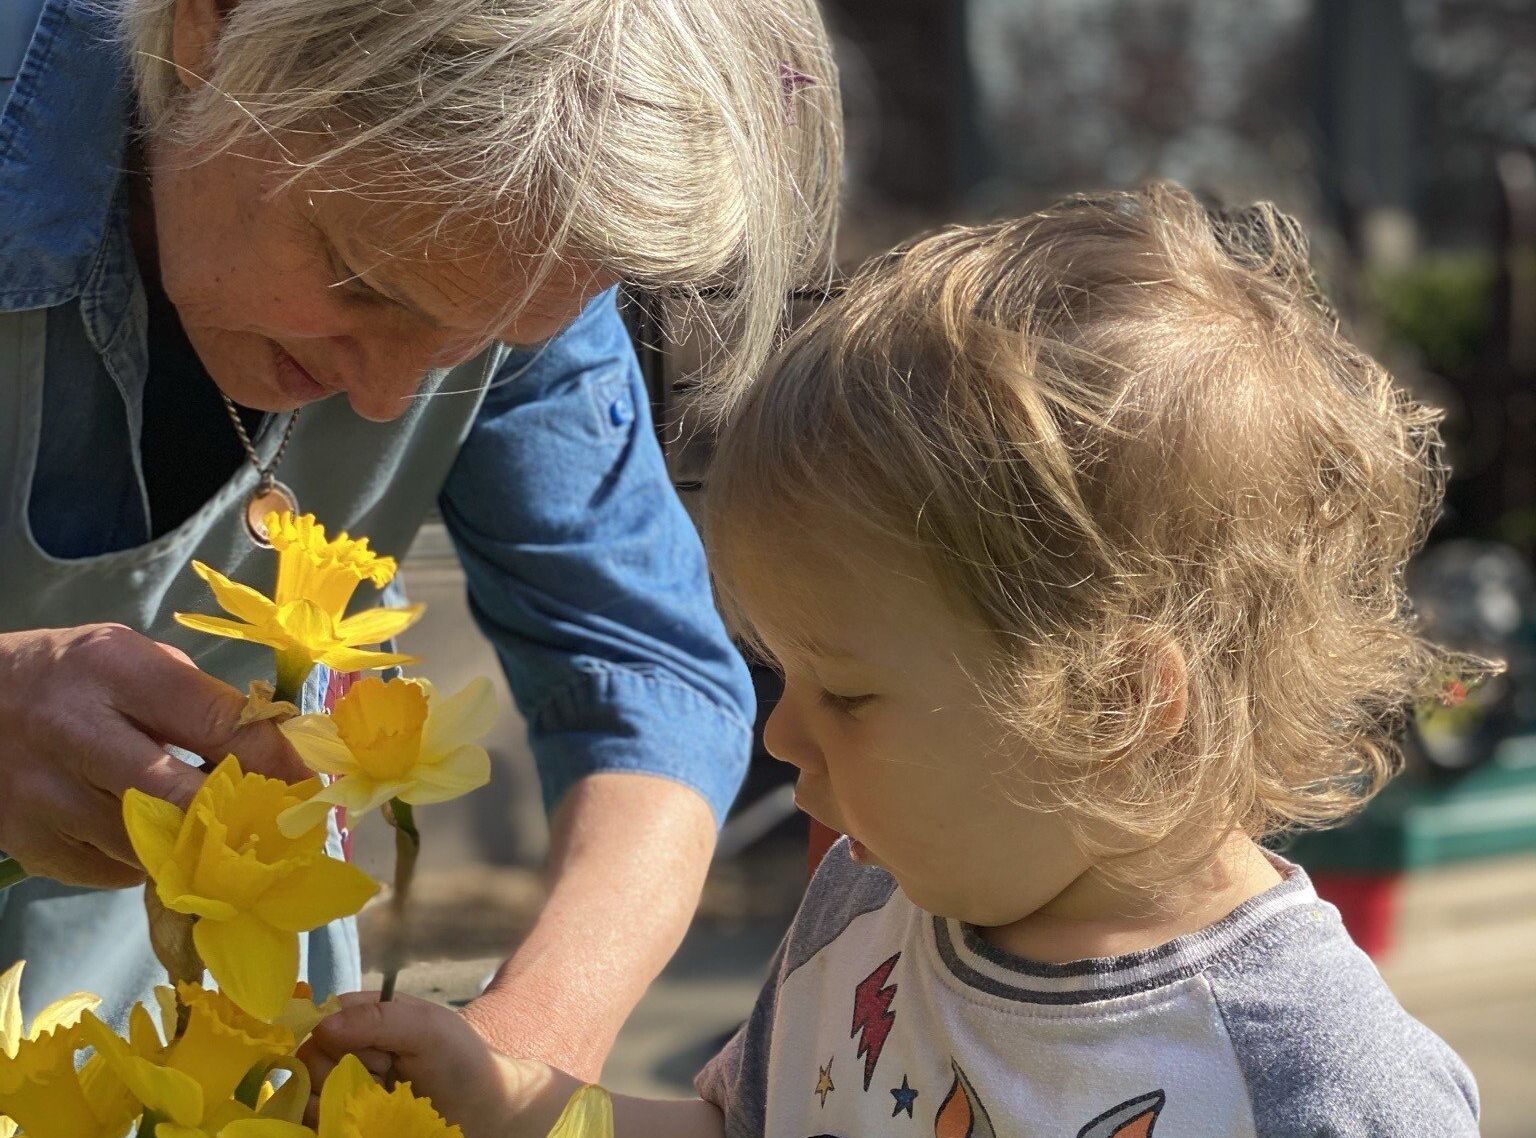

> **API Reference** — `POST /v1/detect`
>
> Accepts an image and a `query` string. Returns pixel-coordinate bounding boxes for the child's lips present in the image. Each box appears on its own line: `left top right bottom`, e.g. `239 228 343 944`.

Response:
794 791 871 861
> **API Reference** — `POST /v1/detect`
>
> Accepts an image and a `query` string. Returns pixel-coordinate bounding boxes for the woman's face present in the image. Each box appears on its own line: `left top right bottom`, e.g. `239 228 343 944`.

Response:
145 136 616 422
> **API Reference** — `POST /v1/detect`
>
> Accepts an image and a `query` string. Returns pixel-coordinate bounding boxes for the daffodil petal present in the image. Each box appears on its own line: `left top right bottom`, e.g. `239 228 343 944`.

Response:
253 856 379 934
277 717 354 776
220 1120 316 1138
273 797 334 840
80 1012 204 1126
334 603 426 647
173 612 277 646
0 961 23 1060
190 562 278 627
313 775 402 818
315 646 418 673
548 1083 615 1138
195 914 298 1022
122 790 186 879
399 745 491 807
29 992 99 1039
422 676 498 756
318 1054 373 1136
161 892 240 922
254 1057 311 1125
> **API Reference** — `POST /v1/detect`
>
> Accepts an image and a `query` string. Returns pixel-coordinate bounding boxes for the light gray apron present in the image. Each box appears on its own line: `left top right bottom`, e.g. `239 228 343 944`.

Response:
0 303 500 1028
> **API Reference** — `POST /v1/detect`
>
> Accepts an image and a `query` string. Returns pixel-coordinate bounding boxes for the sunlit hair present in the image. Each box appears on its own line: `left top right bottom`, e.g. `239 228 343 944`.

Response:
709 183 1485 885
114 0 842 394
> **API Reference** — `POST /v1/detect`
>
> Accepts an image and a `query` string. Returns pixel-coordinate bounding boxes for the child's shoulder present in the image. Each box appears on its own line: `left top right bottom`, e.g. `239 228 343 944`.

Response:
1204 889 1479 1136
775 837 902 977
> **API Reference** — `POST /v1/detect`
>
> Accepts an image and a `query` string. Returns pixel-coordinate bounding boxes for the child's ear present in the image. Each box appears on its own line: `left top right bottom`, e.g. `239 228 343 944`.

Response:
1142 639 1188 746
170 0 238 93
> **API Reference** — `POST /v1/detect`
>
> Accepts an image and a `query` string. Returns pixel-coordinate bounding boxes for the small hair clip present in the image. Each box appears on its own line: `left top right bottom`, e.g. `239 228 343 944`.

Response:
779 62 816 125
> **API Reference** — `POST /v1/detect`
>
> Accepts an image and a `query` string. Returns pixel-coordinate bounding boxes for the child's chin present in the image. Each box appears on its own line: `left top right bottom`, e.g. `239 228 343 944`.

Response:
848 837 883 868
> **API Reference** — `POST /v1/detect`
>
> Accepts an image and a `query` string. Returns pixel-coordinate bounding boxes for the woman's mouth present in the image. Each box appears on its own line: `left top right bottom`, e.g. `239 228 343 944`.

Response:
272 344 332 402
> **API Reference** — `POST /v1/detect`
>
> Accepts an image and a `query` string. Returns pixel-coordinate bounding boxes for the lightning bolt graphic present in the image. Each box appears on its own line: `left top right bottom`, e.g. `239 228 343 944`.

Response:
850 953 900 1092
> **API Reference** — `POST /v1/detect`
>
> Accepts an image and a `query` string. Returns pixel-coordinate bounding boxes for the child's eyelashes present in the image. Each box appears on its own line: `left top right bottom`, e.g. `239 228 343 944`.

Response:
819 689 876 714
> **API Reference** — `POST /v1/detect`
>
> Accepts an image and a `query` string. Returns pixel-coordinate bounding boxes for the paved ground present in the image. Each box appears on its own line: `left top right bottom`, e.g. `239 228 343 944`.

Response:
371 528 1536 1136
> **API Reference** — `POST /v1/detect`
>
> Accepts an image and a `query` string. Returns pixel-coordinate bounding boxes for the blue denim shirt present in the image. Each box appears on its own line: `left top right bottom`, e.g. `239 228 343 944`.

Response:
0 0 754 824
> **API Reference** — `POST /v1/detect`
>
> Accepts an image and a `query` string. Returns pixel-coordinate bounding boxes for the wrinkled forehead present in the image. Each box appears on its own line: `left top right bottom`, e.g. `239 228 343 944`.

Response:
305 167 612 341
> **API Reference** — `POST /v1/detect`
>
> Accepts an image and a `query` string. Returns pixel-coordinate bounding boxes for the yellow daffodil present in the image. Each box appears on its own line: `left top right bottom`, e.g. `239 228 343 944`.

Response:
0 962 123 1138
175 511 424 694
548 1085 614 1138
82 995 311 1136
273 982 341 1046
158 1103 314 1138
0 1017 137 1138
317 1053 462 1138
123 758 379 1020
277 676 494 838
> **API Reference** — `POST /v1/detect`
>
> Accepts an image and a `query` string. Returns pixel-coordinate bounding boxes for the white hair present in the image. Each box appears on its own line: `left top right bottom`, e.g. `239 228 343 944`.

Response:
116 0 842 400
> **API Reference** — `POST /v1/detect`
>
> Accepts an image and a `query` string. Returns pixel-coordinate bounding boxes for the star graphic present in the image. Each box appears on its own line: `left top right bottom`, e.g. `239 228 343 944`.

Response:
891 1075 919 1118
815 1057 836 1107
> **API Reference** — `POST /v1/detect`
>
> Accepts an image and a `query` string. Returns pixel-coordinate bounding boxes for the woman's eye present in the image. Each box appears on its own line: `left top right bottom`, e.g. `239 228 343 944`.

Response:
328 247 385 303
819 690 875 714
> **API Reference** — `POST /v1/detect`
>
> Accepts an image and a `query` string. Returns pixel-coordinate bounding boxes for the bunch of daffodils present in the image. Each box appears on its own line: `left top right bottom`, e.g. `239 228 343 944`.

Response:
0 513 494 1136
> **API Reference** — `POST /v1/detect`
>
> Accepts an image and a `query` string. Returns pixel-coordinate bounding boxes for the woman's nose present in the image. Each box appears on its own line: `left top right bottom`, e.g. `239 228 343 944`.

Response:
762 694 823 773
344 339 459 422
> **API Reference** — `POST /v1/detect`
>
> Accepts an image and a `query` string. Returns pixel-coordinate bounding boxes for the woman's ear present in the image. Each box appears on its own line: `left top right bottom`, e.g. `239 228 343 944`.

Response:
170 0 236 92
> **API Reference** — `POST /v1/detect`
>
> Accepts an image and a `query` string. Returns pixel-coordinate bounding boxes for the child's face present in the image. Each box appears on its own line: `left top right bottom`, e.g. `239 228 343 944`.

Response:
748 544 1096 929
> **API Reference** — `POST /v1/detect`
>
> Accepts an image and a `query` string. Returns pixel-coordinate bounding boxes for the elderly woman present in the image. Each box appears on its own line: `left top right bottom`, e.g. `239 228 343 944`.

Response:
0 0 838 1075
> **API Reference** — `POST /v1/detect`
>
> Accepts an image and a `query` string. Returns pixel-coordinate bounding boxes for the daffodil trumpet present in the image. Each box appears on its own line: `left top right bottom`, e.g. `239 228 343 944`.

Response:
174 511 424 703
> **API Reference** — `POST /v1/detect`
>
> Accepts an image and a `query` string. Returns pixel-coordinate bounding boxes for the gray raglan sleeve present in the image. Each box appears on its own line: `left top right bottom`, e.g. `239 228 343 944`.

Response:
1207 906 1479 1137
694 841 899 1138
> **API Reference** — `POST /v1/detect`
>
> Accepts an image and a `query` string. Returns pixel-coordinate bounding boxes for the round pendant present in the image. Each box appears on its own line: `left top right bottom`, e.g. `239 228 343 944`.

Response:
244 481 300 548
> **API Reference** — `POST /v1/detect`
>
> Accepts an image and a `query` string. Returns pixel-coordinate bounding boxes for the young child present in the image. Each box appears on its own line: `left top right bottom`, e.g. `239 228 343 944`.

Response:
305 184 1482 1137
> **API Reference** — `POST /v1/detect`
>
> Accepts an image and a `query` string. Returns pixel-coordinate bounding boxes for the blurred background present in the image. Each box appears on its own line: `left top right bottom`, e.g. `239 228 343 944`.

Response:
368 3 1536 1135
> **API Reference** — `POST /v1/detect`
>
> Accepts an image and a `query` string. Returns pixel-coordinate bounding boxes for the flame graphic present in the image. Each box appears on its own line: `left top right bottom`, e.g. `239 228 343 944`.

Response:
1075 1089 1165 1138
934 1061 996 1138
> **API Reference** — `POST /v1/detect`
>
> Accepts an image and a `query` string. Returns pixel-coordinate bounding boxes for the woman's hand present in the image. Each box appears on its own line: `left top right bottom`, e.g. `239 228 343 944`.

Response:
302 993 568 1138
0 623 310 888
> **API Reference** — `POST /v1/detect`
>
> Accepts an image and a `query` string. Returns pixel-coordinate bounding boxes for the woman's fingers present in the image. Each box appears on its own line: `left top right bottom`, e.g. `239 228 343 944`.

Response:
0 624 314 891
98 631 310 782
73 720 206 811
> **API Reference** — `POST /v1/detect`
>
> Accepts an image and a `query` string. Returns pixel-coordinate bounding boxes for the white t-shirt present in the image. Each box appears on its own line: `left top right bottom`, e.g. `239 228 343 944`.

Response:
697 840 1477 1137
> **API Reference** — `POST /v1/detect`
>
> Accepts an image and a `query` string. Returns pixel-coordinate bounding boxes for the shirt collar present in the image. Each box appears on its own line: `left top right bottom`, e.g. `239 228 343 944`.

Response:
0 0 131 312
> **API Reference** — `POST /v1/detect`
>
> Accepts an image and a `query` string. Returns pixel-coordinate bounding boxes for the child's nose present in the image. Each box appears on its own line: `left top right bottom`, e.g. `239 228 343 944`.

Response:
762 695 823 773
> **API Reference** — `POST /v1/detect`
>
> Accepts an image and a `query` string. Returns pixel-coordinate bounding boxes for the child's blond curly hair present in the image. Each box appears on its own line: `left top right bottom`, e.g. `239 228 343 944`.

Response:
708 183 1480 884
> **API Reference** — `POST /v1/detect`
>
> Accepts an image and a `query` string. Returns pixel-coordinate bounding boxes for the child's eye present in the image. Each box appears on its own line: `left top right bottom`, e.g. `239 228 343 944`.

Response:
819 690 875 714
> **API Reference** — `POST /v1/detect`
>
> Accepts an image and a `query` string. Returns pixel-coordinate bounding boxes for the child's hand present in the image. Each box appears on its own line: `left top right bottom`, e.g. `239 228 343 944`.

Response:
301 992 573 1138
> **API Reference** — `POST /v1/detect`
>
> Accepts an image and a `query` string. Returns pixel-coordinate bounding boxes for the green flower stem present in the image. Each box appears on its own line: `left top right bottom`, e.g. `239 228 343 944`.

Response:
138 1109 168 1136
273 655 311 707
234 1061 268 1108
0 856 26 892
380 799 420 1003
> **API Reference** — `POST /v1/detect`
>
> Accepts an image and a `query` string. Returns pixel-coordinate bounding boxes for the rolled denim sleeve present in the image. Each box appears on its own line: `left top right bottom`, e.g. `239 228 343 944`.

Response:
438 288 754 825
